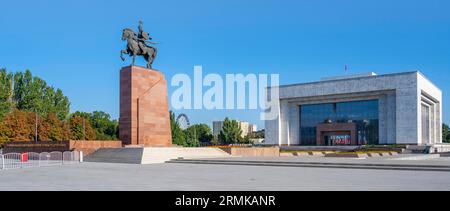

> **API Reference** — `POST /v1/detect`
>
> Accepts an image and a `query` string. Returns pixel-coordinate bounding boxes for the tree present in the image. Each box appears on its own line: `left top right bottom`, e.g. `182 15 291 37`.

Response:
184 127 200 147
187 124 213 144
61 120 72 141
12 70 70 120
46 88 70 120
0 110 35 143
247 129 265 139
90 111 118 140
71 111 91 120
38 113 68 141
170 111 186 146
69 115 96 140
70 111 118 140
218 118 243 145
211 136 219 146
0 69 13 119
444 123 450 143
242 135 252 144
0 69 123 142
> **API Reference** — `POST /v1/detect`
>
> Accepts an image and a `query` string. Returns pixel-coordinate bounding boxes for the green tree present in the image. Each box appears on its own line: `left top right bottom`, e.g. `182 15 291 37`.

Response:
170 111 186 146
69 114 96 140
188 124 213 144
71 111 91 119
0 68 13 119
210 136 219 146
12 70 70 120
45 88 70 120
70 111 118 140
443 123 450 143
218 118 243 145
242 135 252 144
90 111 118 140
0 68 73 142
184 127 200 147
182 124 213 147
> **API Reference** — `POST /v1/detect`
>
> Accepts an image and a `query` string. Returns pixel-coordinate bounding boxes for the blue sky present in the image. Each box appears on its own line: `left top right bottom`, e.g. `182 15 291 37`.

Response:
1 0 449 129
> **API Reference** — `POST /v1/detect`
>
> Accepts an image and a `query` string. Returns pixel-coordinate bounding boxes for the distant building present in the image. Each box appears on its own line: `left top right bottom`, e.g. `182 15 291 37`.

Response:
213 120 258 138
212 121 224 137
250 124 258 134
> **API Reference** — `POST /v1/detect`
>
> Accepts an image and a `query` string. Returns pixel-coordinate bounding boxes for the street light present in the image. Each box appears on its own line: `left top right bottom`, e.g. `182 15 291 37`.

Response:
34 109 38 143
83 118 86 140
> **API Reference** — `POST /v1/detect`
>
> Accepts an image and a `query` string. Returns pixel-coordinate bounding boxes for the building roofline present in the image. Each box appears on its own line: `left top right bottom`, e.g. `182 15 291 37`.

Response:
416 71 442 92
273 71 435 89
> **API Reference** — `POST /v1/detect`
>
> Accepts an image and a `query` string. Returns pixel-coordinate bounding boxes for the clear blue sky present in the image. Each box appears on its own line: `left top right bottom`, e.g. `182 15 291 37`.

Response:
1 0 449 129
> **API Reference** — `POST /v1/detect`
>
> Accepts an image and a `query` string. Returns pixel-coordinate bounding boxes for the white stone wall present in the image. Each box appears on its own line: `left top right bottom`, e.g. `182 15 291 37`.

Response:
417 73 443 144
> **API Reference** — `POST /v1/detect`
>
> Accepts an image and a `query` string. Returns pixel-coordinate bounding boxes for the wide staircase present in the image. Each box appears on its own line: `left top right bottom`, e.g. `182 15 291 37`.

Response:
85 147 231 164
84 148 144 164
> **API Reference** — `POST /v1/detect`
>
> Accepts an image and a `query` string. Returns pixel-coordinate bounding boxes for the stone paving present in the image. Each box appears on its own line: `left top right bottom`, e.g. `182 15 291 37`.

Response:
1 158 450 191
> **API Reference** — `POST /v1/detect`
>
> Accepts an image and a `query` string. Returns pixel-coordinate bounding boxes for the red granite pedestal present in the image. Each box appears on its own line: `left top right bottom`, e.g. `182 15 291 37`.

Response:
119 66 172 147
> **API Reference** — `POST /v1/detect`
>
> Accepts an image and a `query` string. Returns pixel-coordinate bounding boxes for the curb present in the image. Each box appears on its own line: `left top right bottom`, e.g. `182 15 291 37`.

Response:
167 159 450 172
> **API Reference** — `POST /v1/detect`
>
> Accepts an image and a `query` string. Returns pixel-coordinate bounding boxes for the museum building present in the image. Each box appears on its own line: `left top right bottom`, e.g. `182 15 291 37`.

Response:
265 71 442 146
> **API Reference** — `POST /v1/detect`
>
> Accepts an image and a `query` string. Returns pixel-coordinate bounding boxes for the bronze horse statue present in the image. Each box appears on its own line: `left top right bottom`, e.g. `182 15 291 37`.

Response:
121 28 158 69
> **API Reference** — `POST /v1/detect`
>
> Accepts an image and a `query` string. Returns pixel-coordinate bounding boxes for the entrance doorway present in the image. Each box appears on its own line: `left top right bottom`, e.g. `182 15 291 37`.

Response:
323 132 352 146
316 122 357 146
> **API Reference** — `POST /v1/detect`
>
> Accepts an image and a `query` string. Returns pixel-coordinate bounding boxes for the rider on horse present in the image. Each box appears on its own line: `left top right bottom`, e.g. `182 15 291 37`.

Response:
136 20 153 55
121 21 158 69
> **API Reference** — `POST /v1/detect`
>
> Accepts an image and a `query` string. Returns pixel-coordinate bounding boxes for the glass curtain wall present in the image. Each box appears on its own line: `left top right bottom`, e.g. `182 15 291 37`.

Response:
300 100 379 145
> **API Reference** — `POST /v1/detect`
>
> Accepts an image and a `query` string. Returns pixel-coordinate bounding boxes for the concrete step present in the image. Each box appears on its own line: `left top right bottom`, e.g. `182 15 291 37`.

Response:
167 159 450 172
141 147 232 164
439 152 450 157
85 148 144 164
85 147 232 164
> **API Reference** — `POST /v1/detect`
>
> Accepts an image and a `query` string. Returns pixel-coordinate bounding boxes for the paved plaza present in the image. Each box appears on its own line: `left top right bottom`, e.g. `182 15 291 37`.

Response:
1 157 450 191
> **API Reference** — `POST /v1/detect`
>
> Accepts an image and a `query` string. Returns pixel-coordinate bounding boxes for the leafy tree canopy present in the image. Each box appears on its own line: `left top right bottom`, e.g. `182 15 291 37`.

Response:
0 68 119 142
218 118 243 145
70 111 118 140
69 115 96 140
0 69 70 120
170 111 186 146
186 124 213 144
0 69 13 119
444 123 450 143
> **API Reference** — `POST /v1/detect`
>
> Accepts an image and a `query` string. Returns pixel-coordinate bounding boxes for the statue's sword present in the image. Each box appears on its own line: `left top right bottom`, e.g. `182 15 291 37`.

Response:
145 41 160 45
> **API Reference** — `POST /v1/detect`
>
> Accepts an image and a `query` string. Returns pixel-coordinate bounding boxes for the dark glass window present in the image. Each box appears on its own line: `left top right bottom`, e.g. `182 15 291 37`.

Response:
300 100 379 146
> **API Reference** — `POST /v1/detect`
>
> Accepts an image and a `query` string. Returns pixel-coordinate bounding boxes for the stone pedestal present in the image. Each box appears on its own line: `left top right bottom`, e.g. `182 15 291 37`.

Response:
119 66 172 147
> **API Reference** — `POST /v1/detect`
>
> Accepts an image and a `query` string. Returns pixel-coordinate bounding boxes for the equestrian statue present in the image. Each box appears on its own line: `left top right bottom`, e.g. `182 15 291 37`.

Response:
121 20 158 69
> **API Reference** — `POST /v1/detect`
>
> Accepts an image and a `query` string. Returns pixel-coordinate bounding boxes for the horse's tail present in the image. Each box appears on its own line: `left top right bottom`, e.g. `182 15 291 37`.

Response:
144 47 158 69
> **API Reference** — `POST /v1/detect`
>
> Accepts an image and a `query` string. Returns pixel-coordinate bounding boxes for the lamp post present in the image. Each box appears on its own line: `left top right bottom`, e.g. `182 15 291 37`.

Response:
35 110 38 143
83 118 86 140
34 112 38 142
